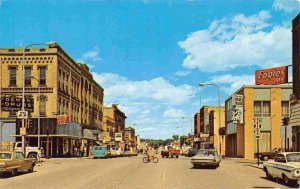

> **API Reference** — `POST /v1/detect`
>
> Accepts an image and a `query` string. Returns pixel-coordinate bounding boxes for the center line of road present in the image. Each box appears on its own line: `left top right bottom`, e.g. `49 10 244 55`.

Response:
162 171 166 181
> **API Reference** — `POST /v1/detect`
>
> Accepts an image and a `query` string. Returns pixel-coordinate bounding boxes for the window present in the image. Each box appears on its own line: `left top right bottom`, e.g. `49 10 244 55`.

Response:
9 67 17 86
254 101 261 117
39 95 46 116
262 101 270 117
282 101 289 117
25 67 31 86
254 101 270 117
39 67 46 86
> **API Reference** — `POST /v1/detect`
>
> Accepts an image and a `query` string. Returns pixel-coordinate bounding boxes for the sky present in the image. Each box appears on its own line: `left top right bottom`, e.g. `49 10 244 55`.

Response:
0 0 299 139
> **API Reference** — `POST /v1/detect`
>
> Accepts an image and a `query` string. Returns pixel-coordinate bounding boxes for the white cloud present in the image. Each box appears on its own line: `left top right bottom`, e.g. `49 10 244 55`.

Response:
77 47 102 65
273 0 300 13
174 70 191 77
209 74 255 94
93 72 195 105
163 108 186 118
178 11 291 73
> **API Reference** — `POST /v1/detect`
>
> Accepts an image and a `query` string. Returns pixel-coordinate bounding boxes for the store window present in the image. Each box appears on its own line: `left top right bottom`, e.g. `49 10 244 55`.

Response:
254 101 261 117
262 101 271 117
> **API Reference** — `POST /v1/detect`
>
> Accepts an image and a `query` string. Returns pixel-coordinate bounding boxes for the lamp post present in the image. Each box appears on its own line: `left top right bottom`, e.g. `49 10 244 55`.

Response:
181 116 193 135
22 42 56 155
199 82 222 156
31 76 41 149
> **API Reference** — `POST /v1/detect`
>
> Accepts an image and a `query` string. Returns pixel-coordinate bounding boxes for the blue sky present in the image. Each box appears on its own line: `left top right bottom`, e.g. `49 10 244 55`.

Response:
0 0 299 139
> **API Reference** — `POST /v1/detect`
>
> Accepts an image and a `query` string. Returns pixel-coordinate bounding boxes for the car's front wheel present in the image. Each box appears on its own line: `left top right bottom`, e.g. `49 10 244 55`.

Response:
265 169 273 180
262 156 270 161
11 169 17 176
283 174 291 186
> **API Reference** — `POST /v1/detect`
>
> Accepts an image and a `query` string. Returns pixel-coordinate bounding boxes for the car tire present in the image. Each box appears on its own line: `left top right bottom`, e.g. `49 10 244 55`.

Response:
171 155 173 158
265 169 272 180
28 153 38 160
193 164 197 169
176 156 179 158
263 156 269 161
11 169 17 176
283 174 291 186
28 164 34 173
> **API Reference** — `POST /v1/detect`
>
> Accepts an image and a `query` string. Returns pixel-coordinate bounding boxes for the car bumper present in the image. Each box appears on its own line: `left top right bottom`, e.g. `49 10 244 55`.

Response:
191 160 219 165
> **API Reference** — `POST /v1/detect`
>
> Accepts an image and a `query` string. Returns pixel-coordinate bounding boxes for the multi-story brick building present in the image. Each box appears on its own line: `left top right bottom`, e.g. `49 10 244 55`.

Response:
0 43 104 157
103 104 126 149
196 106 225 155
125 127 135 149
193 112 200 149
225 85 292 159
290 14 300 151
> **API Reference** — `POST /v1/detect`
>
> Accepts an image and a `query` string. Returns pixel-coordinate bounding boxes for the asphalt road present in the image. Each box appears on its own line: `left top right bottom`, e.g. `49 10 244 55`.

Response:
0 155 297 189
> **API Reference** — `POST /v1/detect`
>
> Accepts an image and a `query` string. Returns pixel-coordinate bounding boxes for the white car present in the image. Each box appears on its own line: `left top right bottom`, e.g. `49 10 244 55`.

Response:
116 148 124 157
263 152 300 185
191 149 221 169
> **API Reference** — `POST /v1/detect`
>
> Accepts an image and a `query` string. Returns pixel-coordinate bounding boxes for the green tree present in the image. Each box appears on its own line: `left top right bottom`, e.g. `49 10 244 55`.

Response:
172 135 179 141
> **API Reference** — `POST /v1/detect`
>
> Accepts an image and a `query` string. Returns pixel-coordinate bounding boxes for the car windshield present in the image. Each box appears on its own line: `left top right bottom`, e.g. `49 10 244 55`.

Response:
286 153 300 162
196 150 217 156
0 153 12 160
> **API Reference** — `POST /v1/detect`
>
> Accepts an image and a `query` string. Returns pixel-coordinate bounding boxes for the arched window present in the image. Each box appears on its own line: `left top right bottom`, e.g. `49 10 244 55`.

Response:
39 95 46 116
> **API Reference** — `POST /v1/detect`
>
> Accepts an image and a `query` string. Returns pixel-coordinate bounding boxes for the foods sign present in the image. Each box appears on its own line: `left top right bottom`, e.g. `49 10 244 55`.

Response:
255 66 288 85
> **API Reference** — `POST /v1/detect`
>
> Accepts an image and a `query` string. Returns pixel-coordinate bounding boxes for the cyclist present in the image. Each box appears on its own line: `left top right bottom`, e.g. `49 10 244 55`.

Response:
147 146 155 160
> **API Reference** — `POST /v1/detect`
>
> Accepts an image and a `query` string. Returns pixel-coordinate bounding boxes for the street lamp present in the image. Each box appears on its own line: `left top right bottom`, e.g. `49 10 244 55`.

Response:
21 41 56 155
181 116 193 135
31 76 41 149
198 82 222 156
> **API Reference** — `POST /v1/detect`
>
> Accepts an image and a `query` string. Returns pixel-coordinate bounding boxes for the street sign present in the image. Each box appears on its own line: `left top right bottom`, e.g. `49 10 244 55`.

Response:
17 111 28 119
115 133 122 142
20 128 26 136
57 115 69 125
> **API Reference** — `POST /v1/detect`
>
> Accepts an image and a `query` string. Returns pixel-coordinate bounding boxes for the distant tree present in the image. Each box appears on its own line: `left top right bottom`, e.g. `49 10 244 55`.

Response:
172 135 179 141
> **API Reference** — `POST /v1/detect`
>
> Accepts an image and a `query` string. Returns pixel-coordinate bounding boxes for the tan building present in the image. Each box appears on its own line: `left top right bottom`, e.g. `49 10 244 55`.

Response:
125 127 135 150
197 106 225 155
225 85 292 160
193 112 200 149
0 43 104 157
103 104 126 149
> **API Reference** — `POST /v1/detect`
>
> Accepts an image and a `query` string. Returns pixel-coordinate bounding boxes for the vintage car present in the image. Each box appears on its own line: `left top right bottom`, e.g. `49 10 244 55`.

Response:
263 152 300 185
191 149 221 169
0 151 36 176
92 146 108 159
254 148 285 161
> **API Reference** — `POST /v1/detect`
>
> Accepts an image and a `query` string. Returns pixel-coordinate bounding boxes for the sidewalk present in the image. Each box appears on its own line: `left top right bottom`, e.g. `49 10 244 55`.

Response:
228 157 264 169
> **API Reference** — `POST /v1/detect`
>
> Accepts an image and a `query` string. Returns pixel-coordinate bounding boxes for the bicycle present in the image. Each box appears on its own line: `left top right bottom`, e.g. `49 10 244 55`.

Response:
143 156 158 163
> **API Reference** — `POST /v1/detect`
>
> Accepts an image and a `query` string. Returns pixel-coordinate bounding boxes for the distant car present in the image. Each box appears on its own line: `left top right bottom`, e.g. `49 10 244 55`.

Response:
254 148 285 161
191 149 221 169
92 146 108 159
116 148 124 157
187 149 198 157
263 152 300 186
0 151 37 176
109 147 117 158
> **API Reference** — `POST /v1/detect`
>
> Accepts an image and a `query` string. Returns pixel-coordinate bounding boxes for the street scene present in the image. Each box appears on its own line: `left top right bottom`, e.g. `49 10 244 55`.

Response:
1 0 300 189
0 156 295 189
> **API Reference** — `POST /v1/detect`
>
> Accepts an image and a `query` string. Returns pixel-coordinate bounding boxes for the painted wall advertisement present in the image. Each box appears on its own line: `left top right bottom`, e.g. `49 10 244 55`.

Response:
231 94 244 124
115 133 122 142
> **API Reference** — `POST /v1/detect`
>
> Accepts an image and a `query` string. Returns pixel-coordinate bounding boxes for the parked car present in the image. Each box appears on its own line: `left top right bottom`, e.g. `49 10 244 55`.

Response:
161 150 169 158
108 147 117 158
124 151 130 157
263 152 300 186
1 141 43 160
92 146 108 159
187 149 198 157
191 149 221 169
254 148 285 161
0 151 37 176
116 148 124 157
169 149 180 158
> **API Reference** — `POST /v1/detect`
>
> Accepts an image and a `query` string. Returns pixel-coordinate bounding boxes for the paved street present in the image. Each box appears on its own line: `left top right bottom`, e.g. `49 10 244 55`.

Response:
0 155 297 189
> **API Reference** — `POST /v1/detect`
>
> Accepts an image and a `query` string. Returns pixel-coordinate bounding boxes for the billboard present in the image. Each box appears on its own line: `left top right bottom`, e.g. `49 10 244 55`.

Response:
57 115 69 125
255 66 288 85
114 133 122 142
1 96 34 112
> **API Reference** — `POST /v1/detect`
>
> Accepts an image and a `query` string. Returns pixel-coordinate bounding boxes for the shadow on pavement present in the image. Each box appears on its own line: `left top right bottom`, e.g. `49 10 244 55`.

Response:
259 177 299 188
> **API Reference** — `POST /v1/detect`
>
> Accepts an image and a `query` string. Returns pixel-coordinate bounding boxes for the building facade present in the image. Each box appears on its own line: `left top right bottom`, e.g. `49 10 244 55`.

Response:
125 127 135 150
291 14 300 152
103 104 126 149
225 85 292 159
193 112 200 149
196 106 225 155
0 43 104 157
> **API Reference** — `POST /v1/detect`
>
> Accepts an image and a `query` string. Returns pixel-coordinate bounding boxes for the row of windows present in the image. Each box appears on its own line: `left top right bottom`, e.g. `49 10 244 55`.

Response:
9 66 46 86
253 101 289 117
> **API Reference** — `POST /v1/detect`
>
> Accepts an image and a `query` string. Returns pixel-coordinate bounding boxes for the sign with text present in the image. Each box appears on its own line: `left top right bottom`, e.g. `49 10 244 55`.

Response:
255 66 288 85
57 115 69 125
114 133 122 142
1 96 34 112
